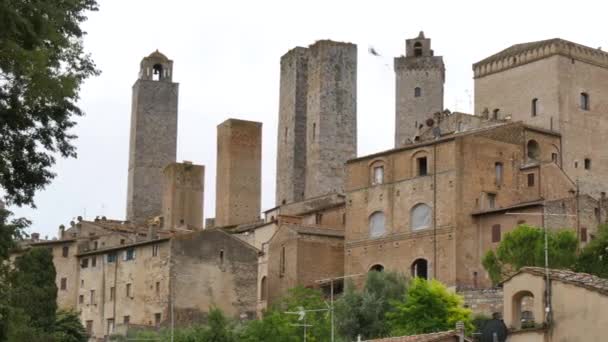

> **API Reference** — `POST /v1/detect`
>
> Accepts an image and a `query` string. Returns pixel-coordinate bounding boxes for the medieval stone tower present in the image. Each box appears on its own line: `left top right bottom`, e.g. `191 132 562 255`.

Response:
276 40 357 204
276 47 308 205
394 32 444 147
126 51 178 223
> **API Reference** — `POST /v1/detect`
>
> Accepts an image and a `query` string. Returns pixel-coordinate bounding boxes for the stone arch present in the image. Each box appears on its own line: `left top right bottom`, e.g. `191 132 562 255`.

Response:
369 211 386 238
152 64 163 81
414 42 423 57
511 290 537 329
368 159 387 186
260 276 268 301
411 203 432 231
369 264 384 272
527 140 540 161
411 258 429 279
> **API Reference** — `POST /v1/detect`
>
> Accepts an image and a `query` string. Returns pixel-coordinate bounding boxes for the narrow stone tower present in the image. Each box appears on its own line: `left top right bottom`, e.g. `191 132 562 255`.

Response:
215 119 262 227
126 50 178 223
276 47 308 206
394 32 444 147
305 40 357 199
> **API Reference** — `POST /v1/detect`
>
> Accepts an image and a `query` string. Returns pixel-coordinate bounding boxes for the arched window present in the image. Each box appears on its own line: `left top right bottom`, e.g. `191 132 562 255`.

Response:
531 98 538 117
369 212 386 238
411 259 428 279
152 64 163 81
371 165 384 185
414 87 422 97
370 264 384 272
512 291 535 329
260 276 268 301
527 140 540 160
580 92 589 110
414 42 423 57
411 204 432 230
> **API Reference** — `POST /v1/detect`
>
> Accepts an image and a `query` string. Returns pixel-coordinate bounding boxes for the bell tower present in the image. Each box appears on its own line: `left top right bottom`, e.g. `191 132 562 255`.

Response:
126 50 179 223
394 32 445 147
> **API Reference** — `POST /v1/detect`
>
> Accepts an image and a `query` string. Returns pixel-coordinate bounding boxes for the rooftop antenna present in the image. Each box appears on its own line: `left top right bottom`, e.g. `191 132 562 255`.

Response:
465 89 473 112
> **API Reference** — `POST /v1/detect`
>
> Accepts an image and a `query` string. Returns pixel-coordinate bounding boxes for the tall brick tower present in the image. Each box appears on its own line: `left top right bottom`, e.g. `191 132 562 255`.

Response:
394 32 444 147
126 51 178 223
276 47 308 206
305 41 357 199
215 119 262 227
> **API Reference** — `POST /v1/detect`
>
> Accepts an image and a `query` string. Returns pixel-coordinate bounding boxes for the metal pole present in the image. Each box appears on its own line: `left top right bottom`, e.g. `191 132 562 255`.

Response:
544 219 551 325
170 264 174 342
330 279 334 342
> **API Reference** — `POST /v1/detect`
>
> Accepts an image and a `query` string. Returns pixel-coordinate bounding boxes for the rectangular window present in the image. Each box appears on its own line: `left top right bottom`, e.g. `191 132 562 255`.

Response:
123 316 130 325
91 256 96 267
81 258 89 268
79 295 84 304
279 246 286 277
487 193 496 209
417 157 428 176
315 213 323 225
62 246 69 257
527 173 535 187
155 282 160 295
93 241 98 250
90 290 95 305
495 162 503 186
373 166 384 185
152 244 159 257
60 277 67 290
126 283 132 298
154 313 162 327
124 248 135 261
492 224 501 243
107 252 117 263
86 320 93 335
81 279 84 288
107 318 114 335
110 286 115 301
585 158 591 170
581 227 588 242
551 153 558 163
120 239 125 245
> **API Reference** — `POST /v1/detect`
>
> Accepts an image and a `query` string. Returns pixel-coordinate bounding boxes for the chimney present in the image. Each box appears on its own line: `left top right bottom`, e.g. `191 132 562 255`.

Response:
59 225 66 239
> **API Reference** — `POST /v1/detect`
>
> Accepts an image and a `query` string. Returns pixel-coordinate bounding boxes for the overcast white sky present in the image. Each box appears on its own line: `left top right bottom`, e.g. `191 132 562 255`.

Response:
11 0 607 238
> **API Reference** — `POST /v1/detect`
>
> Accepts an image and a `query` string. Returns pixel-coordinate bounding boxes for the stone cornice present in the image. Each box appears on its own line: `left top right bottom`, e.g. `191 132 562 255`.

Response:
473 38 608 79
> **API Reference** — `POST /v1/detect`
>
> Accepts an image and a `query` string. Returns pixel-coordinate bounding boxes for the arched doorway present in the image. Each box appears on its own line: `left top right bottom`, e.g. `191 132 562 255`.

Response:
527 140 540 161
411 259 428 279
369 264 384 272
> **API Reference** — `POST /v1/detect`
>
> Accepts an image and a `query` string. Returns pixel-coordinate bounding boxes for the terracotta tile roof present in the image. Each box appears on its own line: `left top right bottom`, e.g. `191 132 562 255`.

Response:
290 225 345 238
364 330 470 342
518 267 608 296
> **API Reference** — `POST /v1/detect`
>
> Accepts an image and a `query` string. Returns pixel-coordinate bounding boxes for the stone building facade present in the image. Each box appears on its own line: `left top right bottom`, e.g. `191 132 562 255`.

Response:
473 39 608 198
394 32 445 147
126 51 179 224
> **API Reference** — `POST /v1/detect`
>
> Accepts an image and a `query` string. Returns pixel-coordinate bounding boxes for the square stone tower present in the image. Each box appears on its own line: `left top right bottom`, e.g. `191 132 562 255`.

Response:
394 32 445 147
162 161 204 230
126 50 179 223
276 47 308 206
215 119 262 227
304 40 358 199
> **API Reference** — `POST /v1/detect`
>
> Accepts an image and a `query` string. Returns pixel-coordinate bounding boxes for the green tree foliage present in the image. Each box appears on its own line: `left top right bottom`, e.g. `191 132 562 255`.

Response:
272 286 331 342
334 271 408 340
387 278 473 336
575 224 608 278
52 310 88 342
0 0 100 207
239 311 298 342
8 247 57 332
482 225 578 284
198 307 237 342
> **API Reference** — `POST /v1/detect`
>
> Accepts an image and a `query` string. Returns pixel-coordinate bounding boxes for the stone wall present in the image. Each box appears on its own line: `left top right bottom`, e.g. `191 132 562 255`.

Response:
459 288 504 318
162 162 204 229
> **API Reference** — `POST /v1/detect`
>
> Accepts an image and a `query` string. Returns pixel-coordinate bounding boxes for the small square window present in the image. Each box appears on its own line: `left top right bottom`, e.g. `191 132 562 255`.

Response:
107 252 117 263
487 193 496 209
91 256 96 267
584 158 591 170
60 278 67 290
581 227 588 242
125 248 135 261
62 246 69 257
123 316 130 324
551 153 558 163
79 295 84 304
154 313 162 327
81 258 89 268
126 283 132 298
